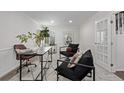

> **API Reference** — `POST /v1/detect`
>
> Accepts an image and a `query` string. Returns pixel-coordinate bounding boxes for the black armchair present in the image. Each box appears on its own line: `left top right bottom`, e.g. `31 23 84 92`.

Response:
59 44 79 59
56 50 95 81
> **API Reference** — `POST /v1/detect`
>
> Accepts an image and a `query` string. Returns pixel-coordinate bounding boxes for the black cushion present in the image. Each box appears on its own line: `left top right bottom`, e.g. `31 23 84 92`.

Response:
68 44 79 48
68 44 79 53
60 44 79 58
56 49 94 81
55 62 79 80
60 51 74 57
79 50 93 64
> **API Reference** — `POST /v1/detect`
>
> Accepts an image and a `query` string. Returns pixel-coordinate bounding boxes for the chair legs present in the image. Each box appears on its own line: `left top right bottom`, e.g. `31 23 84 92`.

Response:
57 73 59 81
93 68 95 81
17 61 37 73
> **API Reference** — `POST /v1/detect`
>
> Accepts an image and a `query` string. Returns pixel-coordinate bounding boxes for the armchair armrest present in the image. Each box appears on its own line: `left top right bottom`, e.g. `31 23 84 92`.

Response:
57 59 95 69
60 46 68 48
59 46 68 51
59 46 79 52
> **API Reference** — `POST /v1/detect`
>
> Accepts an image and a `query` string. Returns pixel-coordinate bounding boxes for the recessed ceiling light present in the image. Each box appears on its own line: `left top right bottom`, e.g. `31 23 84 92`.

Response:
69 20 72 23
50 20 54 24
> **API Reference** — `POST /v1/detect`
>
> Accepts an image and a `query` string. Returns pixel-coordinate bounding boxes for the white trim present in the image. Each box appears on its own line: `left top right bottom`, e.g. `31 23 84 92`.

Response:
115 69 124 71
0 47 13 52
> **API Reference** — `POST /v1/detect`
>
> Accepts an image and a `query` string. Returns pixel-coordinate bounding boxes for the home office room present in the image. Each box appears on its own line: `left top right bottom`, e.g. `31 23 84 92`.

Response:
0 0 124 93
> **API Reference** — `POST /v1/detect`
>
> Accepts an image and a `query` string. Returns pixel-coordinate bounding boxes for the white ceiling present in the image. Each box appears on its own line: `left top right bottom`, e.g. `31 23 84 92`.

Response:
23 11 97 28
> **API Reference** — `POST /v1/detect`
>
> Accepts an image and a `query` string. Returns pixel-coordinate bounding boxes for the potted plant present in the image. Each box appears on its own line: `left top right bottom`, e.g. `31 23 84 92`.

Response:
40 26 50 44
33 31 44 47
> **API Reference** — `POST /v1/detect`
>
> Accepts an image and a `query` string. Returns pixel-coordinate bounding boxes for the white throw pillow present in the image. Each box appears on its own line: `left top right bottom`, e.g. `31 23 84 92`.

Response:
67 52 82 68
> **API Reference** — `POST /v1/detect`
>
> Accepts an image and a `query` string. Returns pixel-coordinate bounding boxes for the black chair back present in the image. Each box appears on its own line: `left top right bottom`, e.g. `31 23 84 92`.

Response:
68 44 79 53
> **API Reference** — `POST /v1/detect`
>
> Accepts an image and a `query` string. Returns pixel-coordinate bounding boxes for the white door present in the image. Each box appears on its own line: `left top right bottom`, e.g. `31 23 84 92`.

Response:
112 12 124 71
95 17 113 72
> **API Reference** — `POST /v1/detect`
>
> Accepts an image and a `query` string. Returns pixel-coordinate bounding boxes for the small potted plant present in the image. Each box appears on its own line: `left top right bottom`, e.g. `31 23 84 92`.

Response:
33 31 44 47
41 26 50 44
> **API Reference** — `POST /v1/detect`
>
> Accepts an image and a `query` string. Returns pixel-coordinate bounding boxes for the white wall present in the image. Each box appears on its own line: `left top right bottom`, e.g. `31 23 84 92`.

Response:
0 12 38 78
49 26 80 46
79 17 95 52
116 32 124 70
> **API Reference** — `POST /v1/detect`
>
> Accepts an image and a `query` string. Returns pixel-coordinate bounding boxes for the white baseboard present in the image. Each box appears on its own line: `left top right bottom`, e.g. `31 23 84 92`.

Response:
115 69 124 71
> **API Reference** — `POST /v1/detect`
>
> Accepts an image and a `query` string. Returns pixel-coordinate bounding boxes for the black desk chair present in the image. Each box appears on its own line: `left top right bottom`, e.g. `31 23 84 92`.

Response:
59 44 79 60
56 50 95 81
14 44 37 72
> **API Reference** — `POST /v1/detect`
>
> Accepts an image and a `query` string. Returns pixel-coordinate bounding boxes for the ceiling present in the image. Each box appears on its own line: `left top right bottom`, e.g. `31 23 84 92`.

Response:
23 11 97 28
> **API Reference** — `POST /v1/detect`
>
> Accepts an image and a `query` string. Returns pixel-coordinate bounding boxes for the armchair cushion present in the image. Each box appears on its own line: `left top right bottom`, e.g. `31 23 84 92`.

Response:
59 44 79 58
66 47 72 52
60 51 74 57
56 62 79 81
68 44 79 53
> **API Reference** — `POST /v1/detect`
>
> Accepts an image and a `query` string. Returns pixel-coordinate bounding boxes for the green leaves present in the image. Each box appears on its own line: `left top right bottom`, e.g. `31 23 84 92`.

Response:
16 32 33 43
33 31 44 47
27 32 32 38
16 25 50 47
16 34 28 43
41 26 50 38
34 26 50 46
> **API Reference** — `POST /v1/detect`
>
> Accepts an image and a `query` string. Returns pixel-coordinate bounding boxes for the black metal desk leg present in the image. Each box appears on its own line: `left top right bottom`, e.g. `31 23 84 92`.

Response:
51 48 52 61
57 60 59 81
40 56 43 81
20 56 22 81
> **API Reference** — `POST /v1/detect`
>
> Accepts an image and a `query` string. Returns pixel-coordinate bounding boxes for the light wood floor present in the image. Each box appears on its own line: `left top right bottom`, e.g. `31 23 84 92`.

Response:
115 71 124 80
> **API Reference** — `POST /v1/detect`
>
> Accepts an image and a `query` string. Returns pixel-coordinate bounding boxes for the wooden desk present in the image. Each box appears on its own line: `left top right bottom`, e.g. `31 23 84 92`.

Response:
19 46 52 81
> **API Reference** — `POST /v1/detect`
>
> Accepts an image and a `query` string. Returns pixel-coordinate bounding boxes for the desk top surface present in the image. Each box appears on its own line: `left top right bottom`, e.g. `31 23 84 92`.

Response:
19 46 52 56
